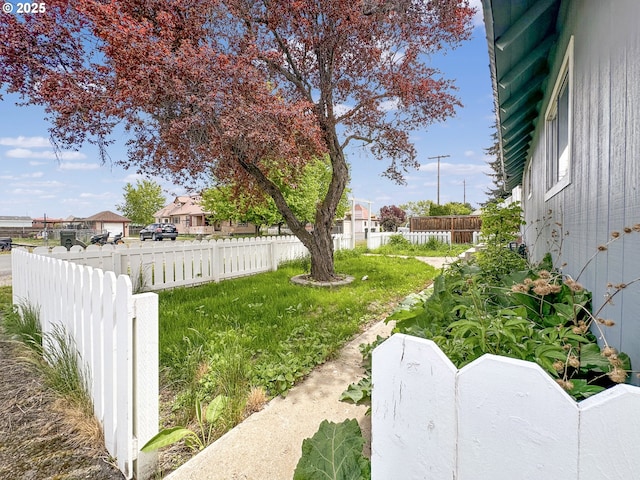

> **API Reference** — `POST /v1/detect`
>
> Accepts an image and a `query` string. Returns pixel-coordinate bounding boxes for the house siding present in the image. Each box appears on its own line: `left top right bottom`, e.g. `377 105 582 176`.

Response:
522 0 640 381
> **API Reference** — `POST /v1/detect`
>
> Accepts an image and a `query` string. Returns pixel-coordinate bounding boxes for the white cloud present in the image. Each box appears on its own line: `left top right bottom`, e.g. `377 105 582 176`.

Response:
6 148 87 161
29 161 47 166
58 162 99 171
379 98 400 112
79 192 112 199
11 180 65 188
333 103 353 117
469 0 485 28
0 136 51 148
464 150 475 157
419 161 490 176
10 188 46 195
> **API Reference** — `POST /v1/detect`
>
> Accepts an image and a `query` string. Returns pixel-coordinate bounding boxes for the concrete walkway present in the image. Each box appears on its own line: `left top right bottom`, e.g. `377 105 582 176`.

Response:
165 257 449 480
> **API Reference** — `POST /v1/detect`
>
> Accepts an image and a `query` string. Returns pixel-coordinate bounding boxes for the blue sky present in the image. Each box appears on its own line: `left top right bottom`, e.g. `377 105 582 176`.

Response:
0 1 493 220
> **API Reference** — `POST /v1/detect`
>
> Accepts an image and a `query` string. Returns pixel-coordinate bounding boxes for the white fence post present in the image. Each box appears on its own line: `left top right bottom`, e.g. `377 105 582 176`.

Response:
133 292 159 479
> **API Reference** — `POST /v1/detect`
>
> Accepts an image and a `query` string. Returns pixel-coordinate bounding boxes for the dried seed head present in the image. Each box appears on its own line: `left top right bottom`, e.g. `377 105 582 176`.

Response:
549 284 562 294
553 361 565 372
624 227 633 233
633 224 640 232
608 368 627 383
611 231 620 238
614 283 627 290
598 245 608 251
533 285 552 296
523 278 533 285
538 270 551 279
604 319 616 327
609 356 624 368
568 356 580 368
511 284 529 293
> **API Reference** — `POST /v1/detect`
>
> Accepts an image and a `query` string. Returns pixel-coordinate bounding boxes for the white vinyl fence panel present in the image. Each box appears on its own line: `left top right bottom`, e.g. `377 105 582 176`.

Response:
367 231 452 250
372 334 640 480
11 249 158 479
34 235 350 292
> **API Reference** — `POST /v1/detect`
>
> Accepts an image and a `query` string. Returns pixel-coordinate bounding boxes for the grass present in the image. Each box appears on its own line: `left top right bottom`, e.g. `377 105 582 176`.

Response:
0 293 95 418
157 250 439 431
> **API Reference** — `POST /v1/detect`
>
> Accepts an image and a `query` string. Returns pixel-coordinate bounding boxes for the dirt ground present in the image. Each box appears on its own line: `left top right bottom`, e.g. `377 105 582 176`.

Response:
0 329 125 480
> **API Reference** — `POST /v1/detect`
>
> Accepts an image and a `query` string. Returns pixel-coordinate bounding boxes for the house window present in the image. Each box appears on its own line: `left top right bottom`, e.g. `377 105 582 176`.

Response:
544 36 573 200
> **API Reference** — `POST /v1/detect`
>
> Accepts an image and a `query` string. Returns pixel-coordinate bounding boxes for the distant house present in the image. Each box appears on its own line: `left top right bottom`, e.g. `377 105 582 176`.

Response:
84 210 131 238
337 204 379 240
482 0 640 381
0 216 32 228
154 195 256 236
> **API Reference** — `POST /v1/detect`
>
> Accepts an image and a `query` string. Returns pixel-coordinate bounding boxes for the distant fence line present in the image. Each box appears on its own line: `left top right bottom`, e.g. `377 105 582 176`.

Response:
32 235 344 292
371 334 640 479
367 231 481 250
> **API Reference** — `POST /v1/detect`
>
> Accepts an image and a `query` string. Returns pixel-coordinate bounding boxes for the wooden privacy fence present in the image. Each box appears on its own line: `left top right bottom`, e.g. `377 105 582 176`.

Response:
372 334 640 480
34 235 346 292
410 215 481 244
11 248 158 479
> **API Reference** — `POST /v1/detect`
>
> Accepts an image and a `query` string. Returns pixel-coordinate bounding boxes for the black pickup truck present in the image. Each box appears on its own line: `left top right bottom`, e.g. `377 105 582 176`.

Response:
0 237 11 251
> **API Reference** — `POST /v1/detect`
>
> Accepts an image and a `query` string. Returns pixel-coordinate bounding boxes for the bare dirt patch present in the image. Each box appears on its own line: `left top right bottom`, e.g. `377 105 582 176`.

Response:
0 329 125 480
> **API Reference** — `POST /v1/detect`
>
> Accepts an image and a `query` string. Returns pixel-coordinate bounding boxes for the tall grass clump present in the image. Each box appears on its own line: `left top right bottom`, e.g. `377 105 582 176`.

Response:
2 300 43 353
1 299 93 415
41 324 93 412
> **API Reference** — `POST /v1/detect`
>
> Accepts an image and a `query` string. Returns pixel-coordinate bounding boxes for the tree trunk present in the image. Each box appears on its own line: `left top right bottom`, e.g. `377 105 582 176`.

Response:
308 217 336 281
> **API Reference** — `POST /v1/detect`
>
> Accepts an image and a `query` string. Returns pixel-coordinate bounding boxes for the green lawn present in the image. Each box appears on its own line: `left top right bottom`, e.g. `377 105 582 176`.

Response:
157 251 438 427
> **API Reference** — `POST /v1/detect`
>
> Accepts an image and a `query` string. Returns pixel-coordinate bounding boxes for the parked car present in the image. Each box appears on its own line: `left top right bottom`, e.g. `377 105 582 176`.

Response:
0 237 11 251
139 223 178 241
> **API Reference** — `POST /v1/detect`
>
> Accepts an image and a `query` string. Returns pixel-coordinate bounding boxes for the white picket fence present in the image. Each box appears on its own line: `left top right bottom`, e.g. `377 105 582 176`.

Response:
372 334 640 480
32 235 347 292
11 248 158 479
367 231 452 250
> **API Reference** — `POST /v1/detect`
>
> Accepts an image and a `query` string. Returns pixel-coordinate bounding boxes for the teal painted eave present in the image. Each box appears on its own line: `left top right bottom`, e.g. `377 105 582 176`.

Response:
482 0 562 190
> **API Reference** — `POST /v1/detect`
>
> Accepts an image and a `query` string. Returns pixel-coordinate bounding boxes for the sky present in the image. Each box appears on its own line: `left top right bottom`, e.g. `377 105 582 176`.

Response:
0 1 494 221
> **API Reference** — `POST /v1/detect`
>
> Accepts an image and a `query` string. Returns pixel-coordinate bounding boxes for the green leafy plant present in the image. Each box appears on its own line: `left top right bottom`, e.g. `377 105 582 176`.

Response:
293 419 370 480
141 395 228 452
476 200 527 279
390 235 634 400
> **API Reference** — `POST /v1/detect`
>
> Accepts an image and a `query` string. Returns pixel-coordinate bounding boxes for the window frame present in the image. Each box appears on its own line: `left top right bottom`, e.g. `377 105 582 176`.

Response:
544 36 574 201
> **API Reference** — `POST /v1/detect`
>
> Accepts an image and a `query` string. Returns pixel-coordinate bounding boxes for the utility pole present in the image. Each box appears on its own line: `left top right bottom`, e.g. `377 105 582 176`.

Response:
463 179 466 205
428 155 450 205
